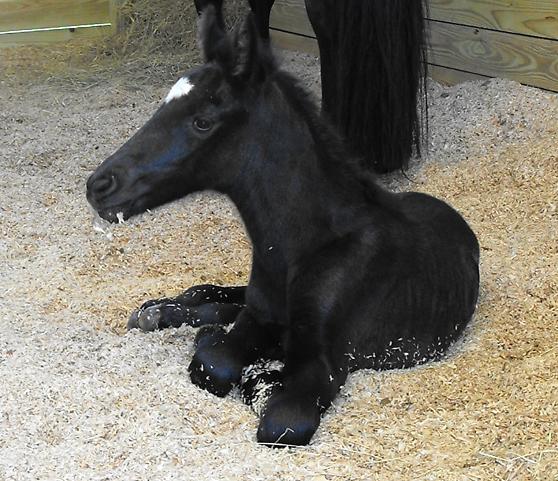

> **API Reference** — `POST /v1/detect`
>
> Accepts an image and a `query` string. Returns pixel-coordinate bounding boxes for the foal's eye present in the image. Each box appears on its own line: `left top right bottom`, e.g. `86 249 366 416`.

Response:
193 117 213 132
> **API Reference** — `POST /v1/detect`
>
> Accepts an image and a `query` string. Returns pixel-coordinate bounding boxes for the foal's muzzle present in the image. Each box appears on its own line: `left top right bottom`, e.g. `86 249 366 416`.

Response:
87 173 119 200
86 167 137 222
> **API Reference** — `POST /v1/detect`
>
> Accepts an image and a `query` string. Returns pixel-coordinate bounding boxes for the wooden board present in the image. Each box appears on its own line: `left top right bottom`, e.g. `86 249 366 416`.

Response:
270 30 492 88
0 0 112 46
271 0 558 40
271 29 318 56
269 0 558 91
0 25 111 47
270 0 313 38
428 21 558 91
428 0 558 40
428 64 490 85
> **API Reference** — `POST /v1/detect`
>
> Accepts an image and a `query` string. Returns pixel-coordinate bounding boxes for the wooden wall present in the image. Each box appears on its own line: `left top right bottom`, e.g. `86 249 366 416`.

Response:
0 0 114 47
269 0 558 92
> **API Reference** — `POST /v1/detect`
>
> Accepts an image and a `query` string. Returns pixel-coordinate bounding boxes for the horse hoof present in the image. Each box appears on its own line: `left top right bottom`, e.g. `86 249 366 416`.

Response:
257 392 321 447
128 304 163 331
127 309 140 330
188 343 243 397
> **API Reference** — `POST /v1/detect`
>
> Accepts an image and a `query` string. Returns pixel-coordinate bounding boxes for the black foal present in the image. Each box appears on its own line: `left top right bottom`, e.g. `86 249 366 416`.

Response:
86 6 479 446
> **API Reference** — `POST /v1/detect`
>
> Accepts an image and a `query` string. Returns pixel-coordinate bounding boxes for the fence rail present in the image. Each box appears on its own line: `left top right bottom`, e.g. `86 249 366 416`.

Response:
269 0 558 92
0 0 113 47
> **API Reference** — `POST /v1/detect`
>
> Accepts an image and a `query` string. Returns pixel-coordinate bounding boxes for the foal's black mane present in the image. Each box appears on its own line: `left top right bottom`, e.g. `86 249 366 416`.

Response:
271 68 382 200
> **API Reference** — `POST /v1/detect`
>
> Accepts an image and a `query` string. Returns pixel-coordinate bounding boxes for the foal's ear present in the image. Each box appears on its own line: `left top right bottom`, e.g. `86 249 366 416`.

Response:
198 4 230 63
230 14 273 83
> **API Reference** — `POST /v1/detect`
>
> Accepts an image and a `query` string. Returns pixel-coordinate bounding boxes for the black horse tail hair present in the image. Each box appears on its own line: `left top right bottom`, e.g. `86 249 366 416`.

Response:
315 0 428 173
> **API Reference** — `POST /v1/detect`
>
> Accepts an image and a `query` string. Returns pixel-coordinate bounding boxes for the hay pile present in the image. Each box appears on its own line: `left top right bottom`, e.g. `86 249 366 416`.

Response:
0 15 557 480
0 0 248 87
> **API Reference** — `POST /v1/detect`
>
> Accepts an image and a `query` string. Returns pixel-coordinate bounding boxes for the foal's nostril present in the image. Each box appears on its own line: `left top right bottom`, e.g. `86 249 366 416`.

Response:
90 174 118 198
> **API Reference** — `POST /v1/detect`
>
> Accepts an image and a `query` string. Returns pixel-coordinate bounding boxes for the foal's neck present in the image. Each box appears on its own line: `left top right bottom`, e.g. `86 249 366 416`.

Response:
224 79 371 264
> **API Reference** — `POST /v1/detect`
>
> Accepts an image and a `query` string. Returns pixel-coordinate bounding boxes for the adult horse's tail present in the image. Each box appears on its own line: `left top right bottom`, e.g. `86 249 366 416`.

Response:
306 0 428 173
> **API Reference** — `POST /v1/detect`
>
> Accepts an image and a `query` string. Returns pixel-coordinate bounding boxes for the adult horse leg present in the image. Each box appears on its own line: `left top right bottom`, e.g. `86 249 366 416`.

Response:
304 0 337 117
194 0 275 40
194 0 223 16
128 285 246 331
247 0 275 40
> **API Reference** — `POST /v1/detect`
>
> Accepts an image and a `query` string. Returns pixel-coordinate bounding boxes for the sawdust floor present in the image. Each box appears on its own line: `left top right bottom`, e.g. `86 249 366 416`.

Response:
0 52 557 480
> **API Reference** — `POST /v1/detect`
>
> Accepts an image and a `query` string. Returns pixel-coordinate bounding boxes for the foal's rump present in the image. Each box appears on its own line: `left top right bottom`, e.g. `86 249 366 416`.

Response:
398 192 480 255
352 191 480 370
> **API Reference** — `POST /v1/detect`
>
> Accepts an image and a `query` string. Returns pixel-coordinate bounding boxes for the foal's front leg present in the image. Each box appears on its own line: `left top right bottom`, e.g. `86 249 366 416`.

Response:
128 285 246 331
247 0 276 39
188 309 281 397
257 322 349 446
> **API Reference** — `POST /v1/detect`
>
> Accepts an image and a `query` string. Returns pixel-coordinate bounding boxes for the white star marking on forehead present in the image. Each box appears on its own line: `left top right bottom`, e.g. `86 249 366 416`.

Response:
165 77 194 103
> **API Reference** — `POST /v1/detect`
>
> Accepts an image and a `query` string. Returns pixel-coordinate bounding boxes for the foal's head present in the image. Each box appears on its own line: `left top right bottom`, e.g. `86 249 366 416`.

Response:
87 8 277 222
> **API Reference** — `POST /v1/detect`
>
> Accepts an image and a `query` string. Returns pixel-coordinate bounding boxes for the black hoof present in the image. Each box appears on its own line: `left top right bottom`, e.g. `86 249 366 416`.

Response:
127 298 175 331
188 342 244 397
127 304 161 331
257 391 321 447
127 309 141 330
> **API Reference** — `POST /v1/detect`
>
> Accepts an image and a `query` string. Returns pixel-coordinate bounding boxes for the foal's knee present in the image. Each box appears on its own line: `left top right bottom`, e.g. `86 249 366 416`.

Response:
188 334 244 397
